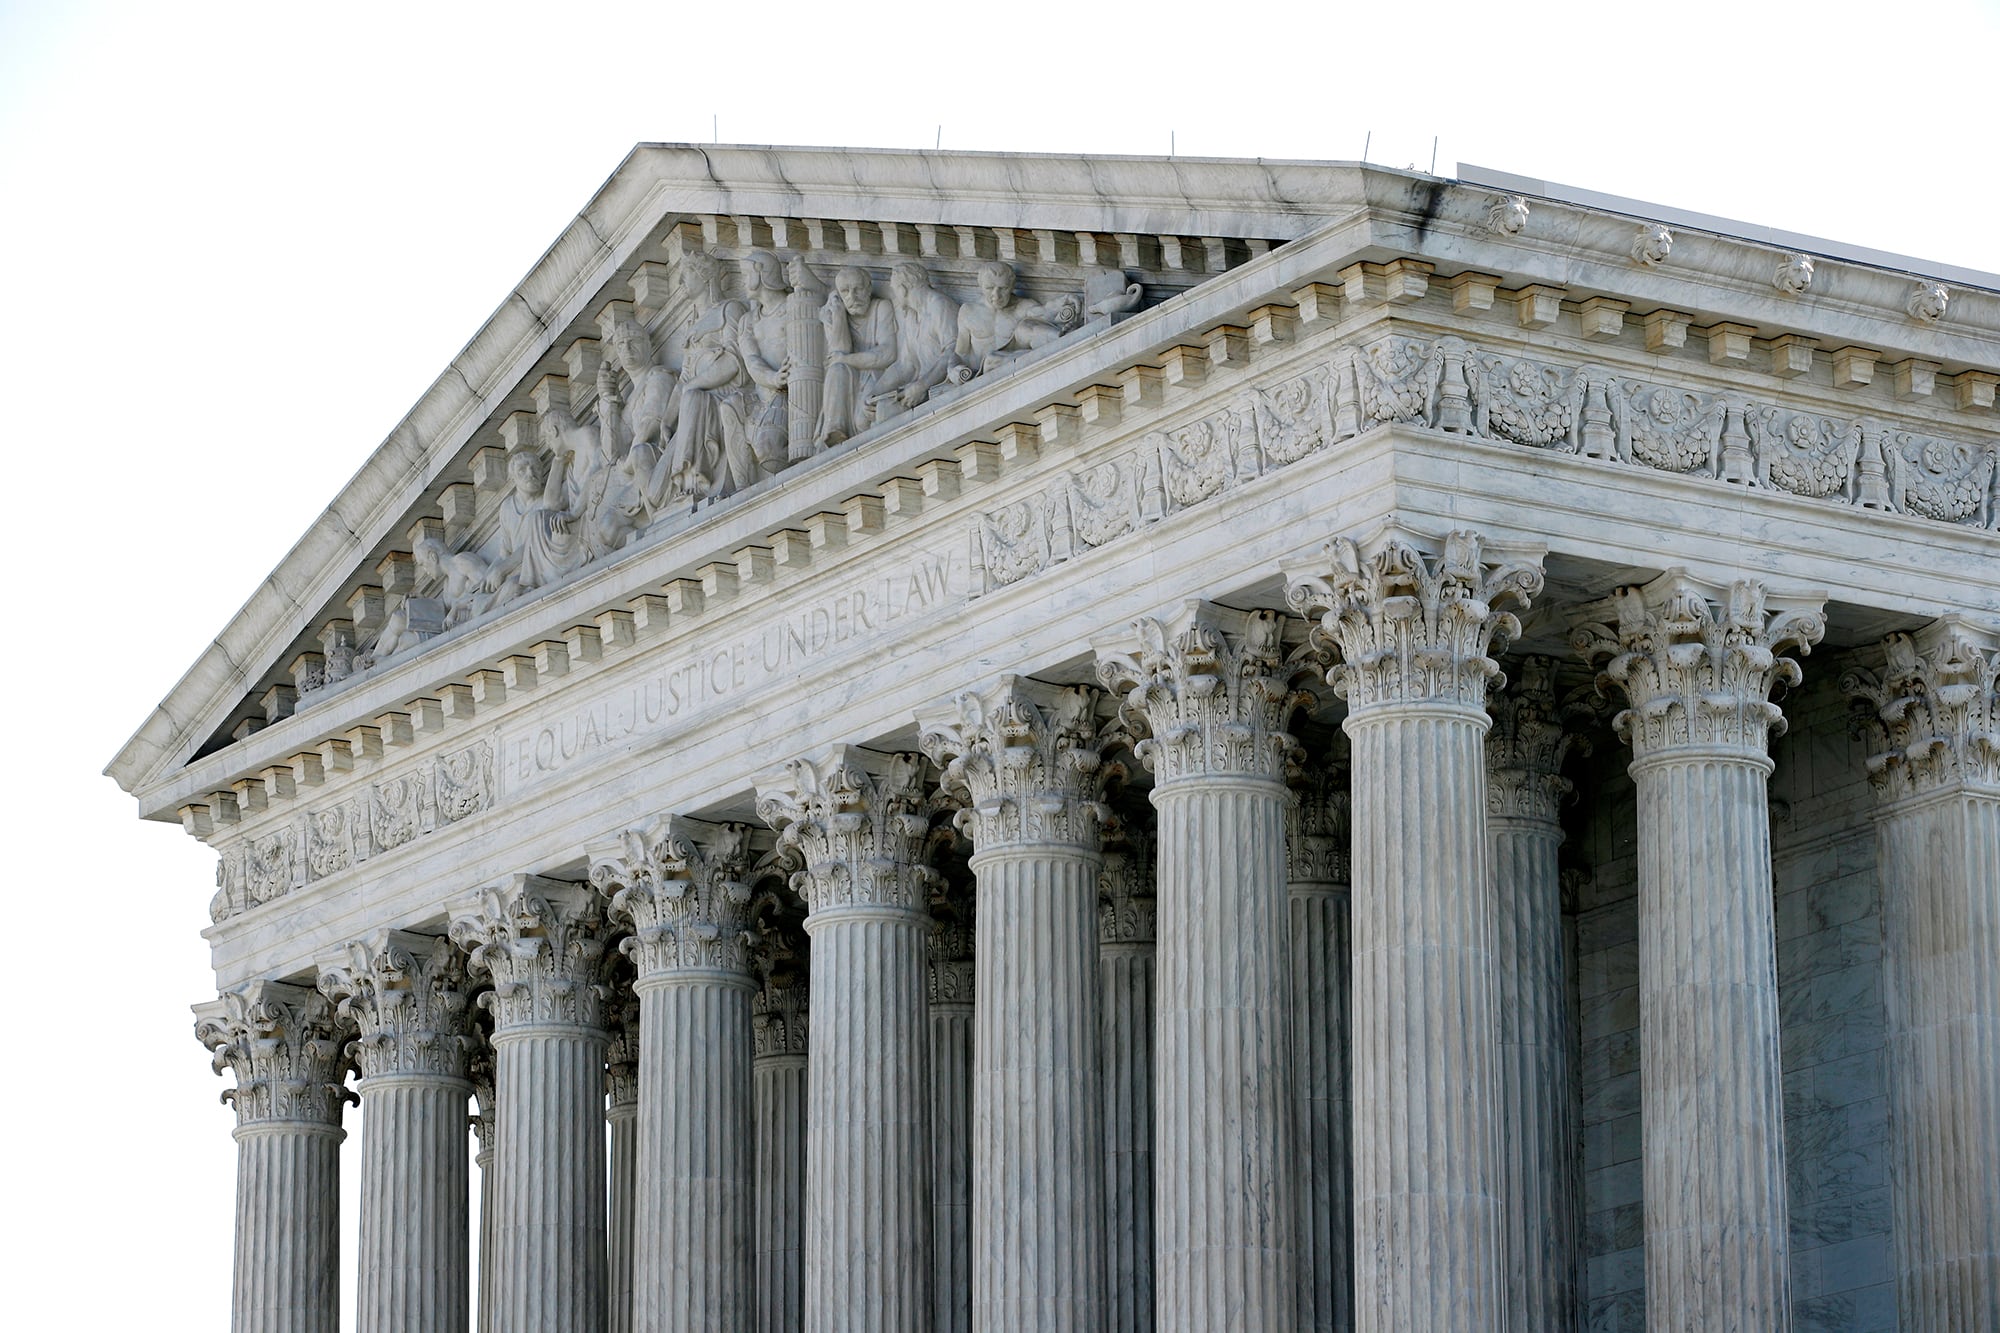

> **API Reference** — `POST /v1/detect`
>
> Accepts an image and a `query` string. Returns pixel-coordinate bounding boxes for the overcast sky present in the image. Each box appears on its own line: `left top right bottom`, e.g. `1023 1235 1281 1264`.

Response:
3 0 1994 1323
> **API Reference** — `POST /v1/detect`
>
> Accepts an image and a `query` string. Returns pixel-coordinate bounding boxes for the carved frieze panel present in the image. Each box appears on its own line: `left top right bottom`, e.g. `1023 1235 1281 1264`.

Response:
211 741 496 922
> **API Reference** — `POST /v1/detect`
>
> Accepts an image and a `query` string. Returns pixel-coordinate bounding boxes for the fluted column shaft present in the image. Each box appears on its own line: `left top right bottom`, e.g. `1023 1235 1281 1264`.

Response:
636 970 756 1331
1345 707 1502 1332
805 903 933 1329
755 1046 808 1333
232 1122 343 1333
1630 748 1789 1329
490 1024 610 1332
1100 842 1156 1333
1289 880 1352 1331
930 991 974 1333
356 1076 472 1333
474 1118 496 1333
607 1097 636 1333
1876 791 2000 1329
1490 816 1577 1332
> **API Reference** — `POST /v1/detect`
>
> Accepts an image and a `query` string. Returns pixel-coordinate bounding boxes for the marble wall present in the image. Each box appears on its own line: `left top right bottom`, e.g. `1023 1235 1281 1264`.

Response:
1572 664 1897 1333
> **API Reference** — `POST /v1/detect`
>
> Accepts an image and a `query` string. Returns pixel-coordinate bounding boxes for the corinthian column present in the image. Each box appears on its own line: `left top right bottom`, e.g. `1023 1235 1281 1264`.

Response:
319 932 479 1333
1288 526 1546 1333
1285 741 1353 1332
1843 619 2000 1332
750 924 810 1333
449 876 614 1333
759 748 939 1332
603 990 640 1333
196 980 352 1333
589 817 761 1333
1483 658 1585 1333
1097 603 1314 1332
922 676 1113 1332
1098 816 1156 1333
927 896 975 1333
1574 571 1826 1333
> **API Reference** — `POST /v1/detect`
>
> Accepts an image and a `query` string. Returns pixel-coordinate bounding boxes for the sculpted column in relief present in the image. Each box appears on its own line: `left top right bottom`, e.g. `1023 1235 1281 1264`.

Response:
1098 816 1157 1333
928 895 975 1333
1097 604 1314 1333
319 933 479 1333
1843 620 2000 1332
1483 659 1586 1333
449 877 614 1333
759 749 940 1333
197 981 352 1333
604 991 640 1333
751 924 810 1333
1284 740 1353 1333
922 677 1115 1333
589 817 762 1333
1575 572 1826 1333
1288 528 1546 1333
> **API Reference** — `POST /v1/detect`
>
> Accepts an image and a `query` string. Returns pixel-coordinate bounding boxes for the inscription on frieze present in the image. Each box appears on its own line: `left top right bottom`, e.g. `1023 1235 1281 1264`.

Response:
504 546 966 791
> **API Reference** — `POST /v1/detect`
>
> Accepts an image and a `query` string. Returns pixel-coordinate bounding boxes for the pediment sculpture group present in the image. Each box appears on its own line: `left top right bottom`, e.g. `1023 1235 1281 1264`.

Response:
355 253 1145 675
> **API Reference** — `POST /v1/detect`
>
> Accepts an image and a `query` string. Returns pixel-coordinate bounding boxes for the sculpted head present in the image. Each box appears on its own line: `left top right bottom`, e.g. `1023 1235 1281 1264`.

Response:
834 266 874 317
506 448 548 493
743 249 787 297
413 536 447 581
610 318 653 373
891 261 934 304
976 260 1017 310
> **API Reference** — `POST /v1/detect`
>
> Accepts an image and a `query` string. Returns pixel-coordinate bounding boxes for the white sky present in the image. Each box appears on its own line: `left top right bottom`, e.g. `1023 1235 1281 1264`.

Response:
3 0 1994 1323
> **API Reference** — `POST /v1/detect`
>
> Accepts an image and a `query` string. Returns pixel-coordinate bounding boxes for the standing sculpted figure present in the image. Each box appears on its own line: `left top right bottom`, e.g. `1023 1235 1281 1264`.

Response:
486 448 581 607
869 261 959 421
731 250 796 479
952 260 1073 379
652 251 749 508
815 264 898 447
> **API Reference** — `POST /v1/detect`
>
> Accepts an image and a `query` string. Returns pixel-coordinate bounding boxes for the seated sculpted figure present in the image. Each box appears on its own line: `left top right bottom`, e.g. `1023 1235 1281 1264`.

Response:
953 260 1072 380
729 250 795 479
652 251 750 508
815 265 898 446
486 447 581 607
868 262 959 421
359 535 490 663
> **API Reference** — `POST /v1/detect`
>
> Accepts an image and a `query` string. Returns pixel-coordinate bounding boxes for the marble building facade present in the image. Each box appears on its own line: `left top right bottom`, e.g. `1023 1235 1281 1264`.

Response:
109 146 1999 1332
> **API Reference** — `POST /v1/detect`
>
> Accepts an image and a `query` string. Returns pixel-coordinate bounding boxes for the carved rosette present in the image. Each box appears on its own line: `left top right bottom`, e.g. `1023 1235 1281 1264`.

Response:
1098 814 1157 945
604 988 641 1108
196 980 354 1128
919 675 1114 851
318 931 478 1083
448 877 612 1031
756 747 943 917
1841 618 2000 803
1286 742 1351 883
1486 656 1590 824
1096 603 1315 785
588 816 761 979
1287 528 1545 716
1572 571 1826 760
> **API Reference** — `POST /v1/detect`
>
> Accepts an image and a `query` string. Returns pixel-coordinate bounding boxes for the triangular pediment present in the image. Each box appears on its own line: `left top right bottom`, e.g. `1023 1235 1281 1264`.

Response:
109 145 1367 804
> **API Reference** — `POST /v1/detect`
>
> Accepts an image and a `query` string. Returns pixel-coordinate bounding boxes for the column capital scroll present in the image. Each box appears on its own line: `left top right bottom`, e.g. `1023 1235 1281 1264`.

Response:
1285 525 1546 715
195 979 355 1128
1485 656 1595 824
1841 616 2000 802
756 745 946 917
587 815 767 978
918 674 1118 851
317 929 479 1083
1572 569 1826 760
1094 600 1318 784
1286 740 1351 883
448 875 614 1031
